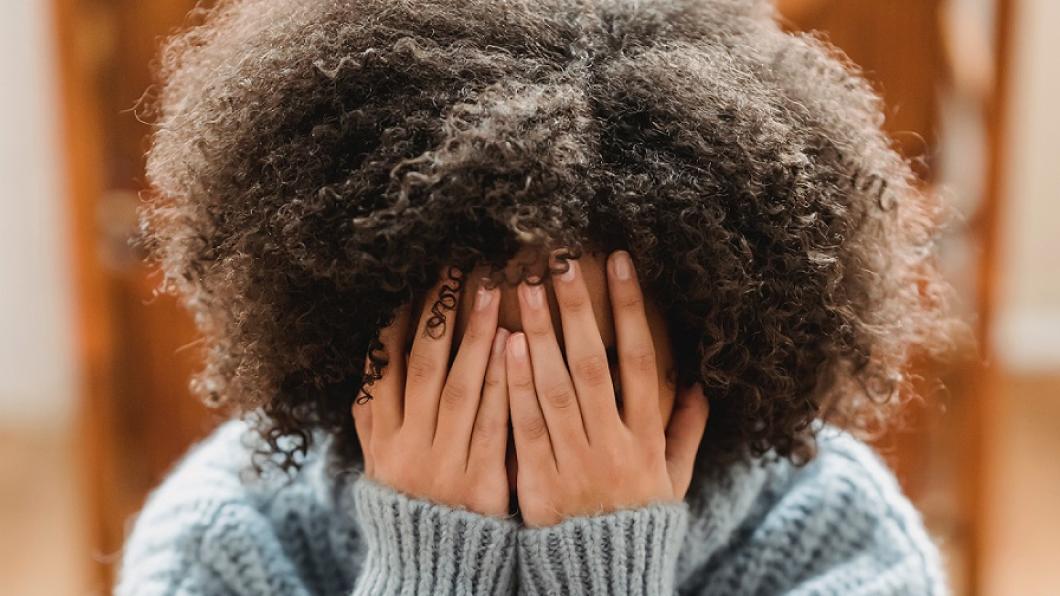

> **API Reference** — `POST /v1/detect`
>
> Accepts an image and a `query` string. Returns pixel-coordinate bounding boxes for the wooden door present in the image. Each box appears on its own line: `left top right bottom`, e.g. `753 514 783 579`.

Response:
51 0 219 590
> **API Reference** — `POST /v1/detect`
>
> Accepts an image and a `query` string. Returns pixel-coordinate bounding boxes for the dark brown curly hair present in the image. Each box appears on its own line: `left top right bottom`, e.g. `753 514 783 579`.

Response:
139 0 959 477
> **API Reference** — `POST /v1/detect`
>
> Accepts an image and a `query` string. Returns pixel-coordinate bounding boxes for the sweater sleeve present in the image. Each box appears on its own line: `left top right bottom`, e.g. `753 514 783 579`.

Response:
514 502 689 596
115 420 520 596
350 478 519 595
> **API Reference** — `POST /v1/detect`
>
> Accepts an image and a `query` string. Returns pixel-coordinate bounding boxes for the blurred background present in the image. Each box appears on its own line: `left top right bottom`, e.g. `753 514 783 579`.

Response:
1 0 1056 594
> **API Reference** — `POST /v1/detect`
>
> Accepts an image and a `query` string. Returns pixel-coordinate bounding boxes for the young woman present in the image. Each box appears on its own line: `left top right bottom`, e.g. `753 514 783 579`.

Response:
116 0 958 593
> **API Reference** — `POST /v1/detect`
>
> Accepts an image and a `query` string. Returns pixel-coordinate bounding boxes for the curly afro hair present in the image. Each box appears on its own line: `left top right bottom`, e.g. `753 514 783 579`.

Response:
139 0 958 476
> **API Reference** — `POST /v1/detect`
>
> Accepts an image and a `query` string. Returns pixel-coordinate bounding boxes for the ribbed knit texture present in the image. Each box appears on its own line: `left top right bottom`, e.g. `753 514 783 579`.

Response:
517 502 688 595
351 478 517 594
115 421 949 595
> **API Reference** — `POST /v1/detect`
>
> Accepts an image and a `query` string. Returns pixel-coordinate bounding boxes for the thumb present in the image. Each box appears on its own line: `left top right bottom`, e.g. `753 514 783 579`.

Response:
665 381 709 499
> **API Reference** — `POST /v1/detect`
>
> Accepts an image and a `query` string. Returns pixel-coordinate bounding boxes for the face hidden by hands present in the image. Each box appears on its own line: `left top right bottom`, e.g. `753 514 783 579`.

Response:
352 247 709 525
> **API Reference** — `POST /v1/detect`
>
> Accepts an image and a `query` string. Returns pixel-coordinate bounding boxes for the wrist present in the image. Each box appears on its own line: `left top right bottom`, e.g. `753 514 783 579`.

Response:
351 477 518 595
516 500 689 596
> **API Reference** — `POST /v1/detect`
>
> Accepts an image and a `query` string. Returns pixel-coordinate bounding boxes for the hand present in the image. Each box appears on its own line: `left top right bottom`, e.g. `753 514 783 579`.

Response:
352 267 512 517
506 250 710 527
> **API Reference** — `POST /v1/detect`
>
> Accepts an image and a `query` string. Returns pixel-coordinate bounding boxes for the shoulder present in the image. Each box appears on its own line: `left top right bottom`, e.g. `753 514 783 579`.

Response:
680 427 949 595
123 418 269 530
795 426 943 563
114 418 352 595
765 427 949 592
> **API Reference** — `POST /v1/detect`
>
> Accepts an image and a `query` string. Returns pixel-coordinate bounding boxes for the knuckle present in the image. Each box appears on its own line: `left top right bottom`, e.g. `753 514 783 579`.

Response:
462 318 491 345
439 379 469 409
406 352 437 382
541 382 577 410
511 374 536 393
367 435 385 455
524 321 552 340
482 372 503 391
473 416 502 442
678 394 709 420
559 292 591 314
601 445 625 473
571 353 611 388
622 346 657 375
615 292 644 312
568 472 592 500
520 415 550 441
644 434 667 460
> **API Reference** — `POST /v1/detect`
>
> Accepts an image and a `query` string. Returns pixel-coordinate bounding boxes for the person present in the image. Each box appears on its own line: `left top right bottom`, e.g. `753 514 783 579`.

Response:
116 0 959 593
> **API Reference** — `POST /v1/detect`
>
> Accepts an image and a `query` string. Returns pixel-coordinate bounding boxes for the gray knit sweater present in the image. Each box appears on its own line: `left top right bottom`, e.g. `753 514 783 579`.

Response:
115 419 948 595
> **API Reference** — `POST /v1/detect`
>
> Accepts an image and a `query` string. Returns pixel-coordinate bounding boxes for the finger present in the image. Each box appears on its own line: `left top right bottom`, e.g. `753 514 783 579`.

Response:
550 254 620 444
434 281 501 458
352 398 375 478
665 382 709 499
517 278 588 452
403 266 463 438
360 302 411 435
467 327 511 472
506 332 557 475
607 250 662 437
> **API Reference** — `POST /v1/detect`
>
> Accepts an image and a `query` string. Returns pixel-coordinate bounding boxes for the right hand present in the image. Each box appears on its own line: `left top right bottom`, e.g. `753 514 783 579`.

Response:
504 251 708 527
352 267 512 517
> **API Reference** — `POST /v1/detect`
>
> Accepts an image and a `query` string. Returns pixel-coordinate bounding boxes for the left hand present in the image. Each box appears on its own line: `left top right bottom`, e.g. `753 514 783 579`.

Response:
352 267 512 517
505 249 710 528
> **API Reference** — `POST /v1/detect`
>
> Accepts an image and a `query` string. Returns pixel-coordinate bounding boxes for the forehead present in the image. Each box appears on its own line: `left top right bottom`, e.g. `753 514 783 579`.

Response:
406 248 617 351
457 249 617 349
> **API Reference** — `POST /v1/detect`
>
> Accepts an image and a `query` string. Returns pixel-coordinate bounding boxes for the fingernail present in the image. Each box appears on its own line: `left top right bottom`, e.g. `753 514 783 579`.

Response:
559 259 577 282
510 332 528 359
475 285 494 311
613 251 632 280
524 282 544 309
493 328 510 355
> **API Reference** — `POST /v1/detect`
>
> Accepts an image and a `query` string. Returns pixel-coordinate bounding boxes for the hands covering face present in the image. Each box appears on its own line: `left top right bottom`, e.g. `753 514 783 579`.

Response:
352 250 709 526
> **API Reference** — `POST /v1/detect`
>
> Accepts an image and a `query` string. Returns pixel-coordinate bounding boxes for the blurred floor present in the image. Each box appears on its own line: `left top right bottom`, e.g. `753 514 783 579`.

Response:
983 371 1060 595
0 423 95 595
0 370 1056 595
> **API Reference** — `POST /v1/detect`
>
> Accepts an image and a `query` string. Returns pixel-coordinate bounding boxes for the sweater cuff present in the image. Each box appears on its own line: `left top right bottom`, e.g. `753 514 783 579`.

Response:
516 502 689 596
350 478 519 595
